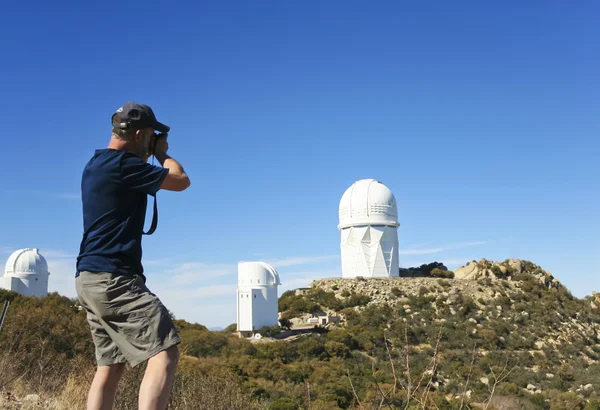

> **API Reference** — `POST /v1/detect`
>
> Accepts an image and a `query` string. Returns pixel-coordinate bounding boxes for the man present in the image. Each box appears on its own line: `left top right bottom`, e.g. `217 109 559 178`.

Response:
75 102 191 410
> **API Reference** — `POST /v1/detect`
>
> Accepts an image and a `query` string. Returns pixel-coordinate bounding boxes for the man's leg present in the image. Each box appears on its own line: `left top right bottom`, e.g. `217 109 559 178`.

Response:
87 363 126 410
138 345 180 410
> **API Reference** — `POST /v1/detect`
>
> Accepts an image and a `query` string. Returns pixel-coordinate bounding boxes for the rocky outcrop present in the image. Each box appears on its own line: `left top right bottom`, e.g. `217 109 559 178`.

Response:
453 258 561 289
311 276 493 309
592 292 600 310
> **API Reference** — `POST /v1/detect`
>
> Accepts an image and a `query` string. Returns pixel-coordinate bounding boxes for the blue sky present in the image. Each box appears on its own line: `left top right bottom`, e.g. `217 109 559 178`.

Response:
1 1 598 328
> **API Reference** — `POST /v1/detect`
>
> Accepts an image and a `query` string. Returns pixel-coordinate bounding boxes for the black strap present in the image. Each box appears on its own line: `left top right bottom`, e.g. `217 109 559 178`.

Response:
143 195 158 235
143 137 160 236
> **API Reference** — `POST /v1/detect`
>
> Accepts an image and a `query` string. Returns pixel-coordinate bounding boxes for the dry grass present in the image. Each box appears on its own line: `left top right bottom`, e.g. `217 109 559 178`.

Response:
0 354 262 410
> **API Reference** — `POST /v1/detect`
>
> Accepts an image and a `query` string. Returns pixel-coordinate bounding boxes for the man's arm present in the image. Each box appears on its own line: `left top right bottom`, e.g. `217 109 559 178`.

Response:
154 139 191 192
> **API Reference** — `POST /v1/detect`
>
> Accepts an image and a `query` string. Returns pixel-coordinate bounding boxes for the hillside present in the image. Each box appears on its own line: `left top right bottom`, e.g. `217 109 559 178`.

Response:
1 259 599 409
277 259 600 409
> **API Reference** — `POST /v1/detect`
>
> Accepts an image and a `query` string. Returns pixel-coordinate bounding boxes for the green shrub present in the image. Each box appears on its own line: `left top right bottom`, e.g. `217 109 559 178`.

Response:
279 318 292 330
431 268 455 279
269 397 299 410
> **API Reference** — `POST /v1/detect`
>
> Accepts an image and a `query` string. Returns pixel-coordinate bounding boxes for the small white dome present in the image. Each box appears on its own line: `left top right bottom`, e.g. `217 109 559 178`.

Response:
338 179 399 229
4 248 50 276
238 261 281 287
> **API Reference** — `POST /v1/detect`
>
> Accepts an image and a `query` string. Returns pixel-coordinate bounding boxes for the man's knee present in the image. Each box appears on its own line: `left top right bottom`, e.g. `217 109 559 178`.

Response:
148 345 180 368
95 363 126 386
97 362 126 375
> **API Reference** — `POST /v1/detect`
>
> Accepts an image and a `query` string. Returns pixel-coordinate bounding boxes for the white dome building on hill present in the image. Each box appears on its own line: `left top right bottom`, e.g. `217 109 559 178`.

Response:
237 261 281 337
0 248 50 297
338 179 400 278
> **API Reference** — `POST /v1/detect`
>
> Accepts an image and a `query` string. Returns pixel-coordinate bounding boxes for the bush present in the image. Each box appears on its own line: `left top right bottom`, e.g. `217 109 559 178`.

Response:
430 268 455 279
343 294 371 308
278 292 320 317
269 397 299 410
279 318 292 330
180 329 228 357
325 341 351 358
256 325 282 338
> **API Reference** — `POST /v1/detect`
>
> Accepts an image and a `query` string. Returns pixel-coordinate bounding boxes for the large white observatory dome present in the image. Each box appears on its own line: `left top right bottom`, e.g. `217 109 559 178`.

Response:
338 179 400 278
338 179 399 229
1 248 50 298
5 248 49 276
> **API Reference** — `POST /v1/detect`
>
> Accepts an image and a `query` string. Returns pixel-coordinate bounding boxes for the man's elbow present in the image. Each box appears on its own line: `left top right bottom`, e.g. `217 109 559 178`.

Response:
179 176 191 191
160 174 191 192
174 175 191 191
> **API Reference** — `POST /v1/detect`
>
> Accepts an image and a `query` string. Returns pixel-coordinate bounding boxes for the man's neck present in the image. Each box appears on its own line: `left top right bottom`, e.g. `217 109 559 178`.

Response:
107 136 149 162
108 135 141 154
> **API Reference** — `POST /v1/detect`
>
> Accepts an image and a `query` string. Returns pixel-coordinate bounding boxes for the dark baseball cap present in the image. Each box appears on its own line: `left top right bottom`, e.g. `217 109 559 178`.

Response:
111 101 170 133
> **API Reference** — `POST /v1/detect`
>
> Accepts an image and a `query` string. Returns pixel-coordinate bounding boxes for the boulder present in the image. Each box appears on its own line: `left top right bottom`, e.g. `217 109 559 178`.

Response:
592 292 600 310
453 262 482 280
507 259 524 274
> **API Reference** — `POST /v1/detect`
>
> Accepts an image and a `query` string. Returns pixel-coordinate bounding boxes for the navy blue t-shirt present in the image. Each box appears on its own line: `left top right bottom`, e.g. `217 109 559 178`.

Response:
76 149 169 279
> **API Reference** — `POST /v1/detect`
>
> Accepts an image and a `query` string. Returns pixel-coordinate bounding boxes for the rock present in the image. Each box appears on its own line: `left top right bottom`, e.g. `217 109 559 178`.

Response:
535 341 546 349
507 259 523 274
527 384 536 391
453 262 481 280
592 292 600 310
584 384 593 391
480 377 489 385
546 373 554 379
468 318 477 324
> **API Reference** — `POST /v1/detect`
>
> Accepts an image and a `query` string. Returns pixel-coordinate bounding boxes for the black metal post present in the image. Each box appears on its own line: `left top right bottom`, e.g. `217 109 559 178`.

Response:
0 300 10 333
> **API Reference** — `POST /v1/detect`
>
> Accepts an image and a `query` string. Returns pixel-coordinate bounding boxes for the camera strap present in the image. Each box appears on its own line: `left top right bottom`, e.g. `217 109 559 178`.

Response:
143 137 160 236
143 195 158 235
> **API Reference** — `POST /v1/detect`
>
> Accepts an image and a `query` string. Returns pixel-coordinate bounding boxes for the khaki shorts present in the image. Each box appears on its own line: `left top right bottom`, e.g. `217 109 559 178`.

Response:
76 271 180 367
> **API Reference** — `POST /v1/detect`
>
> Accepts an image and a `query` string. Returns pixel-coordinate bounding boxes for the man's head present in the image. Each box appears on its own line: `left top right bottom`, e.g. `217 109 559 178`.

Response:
111 102 170 161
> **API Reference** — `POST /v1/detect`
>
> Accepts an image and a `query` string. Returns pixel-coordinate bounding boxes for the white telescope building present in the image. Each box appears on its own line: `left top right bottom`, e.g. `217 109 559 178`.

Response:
338 179 400 278
237 261 281 337
0 248 50 297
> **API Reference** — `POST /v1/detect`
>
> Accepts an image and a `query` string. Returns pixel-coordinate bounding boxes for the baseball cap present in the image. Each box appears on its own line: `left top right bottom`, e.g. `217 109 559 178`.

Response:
111 102 170 133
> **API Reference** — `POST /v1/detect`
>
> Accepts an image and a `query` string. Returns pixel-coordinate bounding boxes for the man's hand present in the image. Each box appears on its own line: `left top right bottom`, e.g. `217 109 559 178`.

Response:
152 134 191 192
153 135 169 157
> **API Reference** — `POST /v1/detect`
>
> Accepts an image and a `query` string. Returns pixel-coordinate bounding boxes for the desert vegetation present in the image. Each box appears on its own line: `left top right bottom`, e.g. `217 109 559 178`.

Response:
1 260 600 409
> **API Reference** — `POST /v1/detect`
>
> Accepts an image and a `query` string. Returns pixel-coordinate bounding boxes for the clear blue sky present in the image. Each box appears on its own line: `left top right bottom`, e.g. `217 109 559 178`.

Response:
1 1 598 328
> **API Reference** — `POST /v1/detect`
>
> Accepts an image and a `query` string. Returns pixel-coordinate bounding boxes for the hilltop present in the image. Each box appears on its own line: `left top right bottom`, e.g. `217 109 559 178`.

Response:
273 259 600 409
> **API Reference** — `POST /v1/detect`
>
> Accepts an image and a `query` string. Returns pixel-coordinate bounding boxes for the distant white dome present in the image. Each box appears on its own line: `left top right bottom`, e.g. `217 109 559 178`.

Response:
338 179 399 229
238 261 281 287
4 248 50 276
